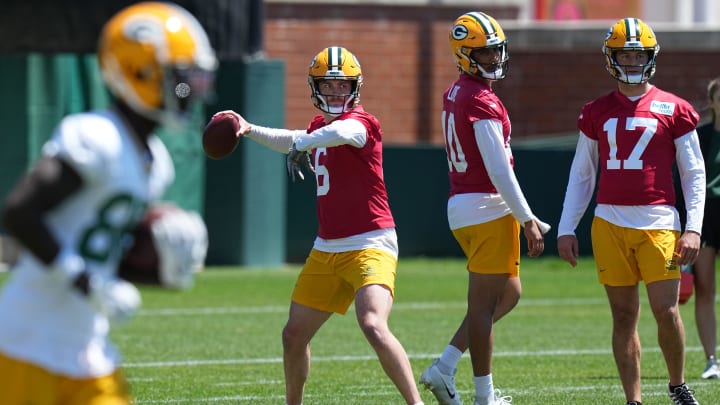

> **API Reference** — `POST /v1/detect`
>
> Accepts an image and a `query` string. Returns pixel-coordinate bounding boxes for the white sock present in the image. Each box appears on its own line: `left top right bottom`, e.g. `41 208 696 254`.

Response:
437 345 463 374
474 373 494 404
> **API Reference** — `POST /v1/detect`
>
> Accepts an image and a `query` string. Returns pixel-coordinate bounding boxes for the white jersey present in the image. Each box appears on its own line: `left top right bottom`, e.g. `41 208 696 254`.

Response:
0 109 174 378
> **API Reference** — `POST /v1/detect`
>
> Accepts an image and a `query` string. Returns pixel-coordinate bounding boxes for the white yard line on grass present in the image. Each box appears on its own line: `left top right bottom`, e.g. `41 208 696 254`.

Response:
137 297 607 316
123 345 707 368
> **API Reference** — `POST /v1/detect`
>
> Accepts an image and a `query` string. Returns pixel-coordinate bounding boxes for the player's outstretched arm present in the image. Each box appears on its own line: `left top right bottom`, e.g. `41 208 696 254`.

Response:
212 109 302 154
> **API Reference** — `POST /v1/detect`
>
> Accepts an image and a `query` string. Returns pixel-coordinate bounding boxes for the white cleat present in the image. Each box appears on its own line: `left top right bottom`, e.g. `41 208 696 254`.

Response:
473 389 512 405
419 358 462 405
701 356 719 380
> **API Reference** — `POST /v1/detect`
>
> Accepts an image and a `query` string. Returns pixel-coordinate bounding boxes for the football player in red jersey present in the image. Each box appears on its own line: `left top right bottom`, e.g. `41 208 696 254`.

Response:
215 46 424 405
419 12 550 405
557 18 705 405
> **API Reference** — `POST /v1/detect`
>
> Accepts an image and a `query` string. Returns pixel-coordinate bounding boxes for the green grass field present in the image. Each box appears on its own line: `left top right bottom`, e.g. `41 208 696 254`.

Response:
3 257 719 404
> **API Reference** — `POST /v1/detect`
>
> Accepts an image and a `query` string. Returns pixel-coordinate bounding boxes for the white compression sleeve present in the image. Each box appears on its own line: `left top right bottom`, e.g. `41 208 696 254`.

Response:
294 118 367 152
247 124 304 154
557 132 598 237
675 130 706 234
474 119 536 225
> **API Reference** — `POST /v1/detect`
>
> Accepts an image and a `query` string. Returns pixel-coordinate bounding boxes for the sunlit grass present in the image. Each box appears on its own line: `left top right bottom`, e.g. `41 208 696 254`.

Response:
1 257 718 404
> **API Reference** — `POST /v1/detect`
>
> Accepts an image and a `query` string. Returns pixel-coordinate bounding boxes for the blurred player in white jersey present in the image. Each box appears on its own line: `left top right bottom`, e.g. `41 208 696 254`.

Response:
557 18 704 405
0 2 215 404
420 12 550 405
216 46 424 405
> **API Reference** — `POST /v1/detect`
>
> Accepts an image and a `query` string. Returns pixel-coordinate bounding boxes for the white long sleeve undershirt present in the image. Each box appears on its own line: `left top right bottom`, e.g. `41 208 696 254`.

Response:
295 118 366 151
474 119 548 232
246 125 300 153
247 118 367 154
557 133 598 236
674 130 706 233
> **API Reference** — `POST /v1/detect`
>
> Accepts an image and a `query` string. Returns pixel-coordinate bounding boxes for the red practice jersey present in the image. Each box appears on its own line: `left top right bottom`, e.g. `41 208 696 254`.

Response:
442 74 512 196
578 86 699 206
306 106 395 239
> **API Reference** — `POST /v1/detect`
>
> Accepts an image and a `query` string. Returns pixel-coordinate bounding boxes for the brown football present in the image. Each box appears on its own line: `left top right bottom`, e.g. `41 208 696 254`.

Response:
202 113 240 159
118 204 179 285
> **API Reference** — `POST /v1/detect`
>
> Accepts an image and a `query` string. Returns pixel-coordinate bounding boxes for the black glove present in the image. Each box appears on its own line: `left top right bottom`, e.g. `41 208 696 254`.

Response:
286 143 315 182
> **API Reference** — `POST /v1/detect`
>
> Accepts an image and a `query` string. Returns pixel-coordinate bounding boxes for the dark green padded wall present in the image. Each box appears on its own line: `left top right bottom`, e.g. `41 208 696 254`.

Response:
204 59 287 266
0 55 30 207
284 145 596 262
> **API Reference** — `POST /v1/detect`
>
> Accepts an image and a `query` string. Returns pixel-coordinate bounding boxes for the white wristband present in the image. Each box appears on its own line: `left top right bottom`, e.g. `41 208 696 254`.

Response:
534 218 552 235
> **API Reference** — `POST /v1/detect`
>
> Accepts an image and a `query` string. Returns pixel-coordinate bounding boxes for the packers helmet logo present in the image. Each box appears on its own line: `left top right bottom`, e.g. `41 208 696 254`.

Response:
452 25 469 40
126 23 157 43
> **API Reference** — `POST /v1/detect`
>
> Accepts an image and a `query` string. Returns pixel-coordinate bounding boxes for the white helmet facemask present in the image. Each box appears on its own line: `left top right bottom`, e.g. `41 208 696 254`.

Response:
606 54 655 85
313 91 356 116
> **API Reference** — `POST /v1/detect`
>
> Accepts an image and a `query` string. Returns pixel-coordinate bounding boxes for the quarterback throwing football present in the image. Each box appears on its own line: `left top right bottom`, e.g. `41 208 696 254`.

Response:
217 46 425 405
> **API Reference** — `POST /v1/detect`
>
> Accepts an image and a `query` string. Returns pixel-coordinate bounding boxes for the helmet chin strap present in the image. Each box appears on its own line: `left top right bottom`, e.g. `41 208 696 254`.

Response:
327 106 345 115
623 73 645 84
478 66 505 80
609 55 655 85
614 65 651 84
472 61 505 80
